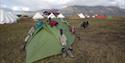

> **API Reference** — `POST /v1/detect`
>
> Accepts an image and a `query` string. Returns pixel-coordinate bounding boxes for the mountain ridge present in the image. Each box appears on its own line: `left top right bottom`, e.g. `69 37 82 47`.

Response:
60 5 125 16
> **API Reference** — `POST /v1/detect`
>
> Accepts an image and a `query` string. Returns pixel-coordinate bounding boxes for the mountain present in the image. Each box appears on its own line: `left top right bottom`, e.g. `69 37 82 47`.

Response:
60 6 125 16
2 6 125 17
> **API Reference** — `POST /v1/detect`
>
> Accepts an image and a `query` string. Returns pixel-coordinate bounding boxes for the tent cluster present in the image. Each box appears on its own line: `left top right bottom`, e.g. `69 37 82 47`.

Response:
78 13 91 19
26 13 74 63
0 9 18 24
77 13 112 19
95 15 112 19
32 12 65 20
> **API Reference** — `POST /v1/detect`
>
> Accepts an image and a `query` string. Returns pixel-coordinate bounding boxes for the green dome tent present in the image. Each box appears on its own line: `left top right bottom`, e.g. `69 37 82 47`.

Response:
26 19 75 63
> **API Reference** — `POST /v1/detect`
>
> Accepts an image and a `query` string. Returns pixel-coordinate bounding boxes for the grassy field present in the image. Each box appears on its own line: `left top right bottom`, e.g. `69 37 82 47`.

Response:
0 17 125 63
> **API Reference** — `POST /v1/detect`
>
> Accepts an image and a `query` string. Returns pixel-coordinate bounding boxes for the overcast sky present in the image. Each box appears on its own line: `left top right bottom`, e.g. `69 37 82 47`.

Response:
1 0 125 11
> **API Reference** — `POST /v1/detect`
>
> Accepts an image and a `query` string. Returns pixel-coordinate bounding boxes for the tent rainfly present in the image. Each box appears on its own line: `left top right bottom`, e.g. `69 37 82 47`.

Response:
33 12 44 20
78 13 85 18
47 13 56 18
0 9 17 24
26 19 75 63
57 13 65 18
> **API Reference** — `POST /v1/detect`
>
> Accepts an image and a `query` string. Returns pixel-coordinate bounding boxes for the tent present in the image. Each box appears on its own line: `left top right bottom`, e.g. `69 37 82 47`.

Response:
86 15 90 18
92 15 96 18
78 13 85 18
57 13 65 18
47 13 56 18
26 19 75 63
0 9 17 24
8 12 19 20
95 16 107 19
32 12 44 20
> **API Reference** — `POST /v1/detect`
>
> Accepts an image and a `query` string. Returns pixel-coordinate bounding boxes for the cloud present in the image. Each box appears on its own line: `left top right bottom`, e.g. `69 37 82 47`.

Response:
12 6 19 11
66 0 125 7
1 0 125 11
115 0 125 8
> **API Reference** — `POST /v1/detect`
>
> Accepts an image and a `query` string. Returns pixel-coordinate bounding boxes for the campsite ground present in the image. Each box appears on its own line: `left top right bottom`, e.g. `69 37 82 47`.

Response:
0 17 125 63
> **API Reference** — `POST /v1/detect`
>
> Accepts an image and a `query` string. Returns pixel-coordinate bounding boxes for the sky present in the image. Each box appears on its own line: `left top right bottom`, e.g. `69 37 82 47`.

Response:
1 0 125 11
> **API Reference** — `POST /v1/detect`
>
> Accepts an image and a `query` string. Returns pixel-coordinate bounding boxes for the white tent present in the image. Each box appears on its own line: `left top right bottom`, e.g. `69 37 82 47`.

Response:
92 14 98 18
47 13 56 18
78 13 85 18
32 12 44 20
0 9 17 24
86 15 90 18
8 12 19 20
92 15 96 18
57 13 65 18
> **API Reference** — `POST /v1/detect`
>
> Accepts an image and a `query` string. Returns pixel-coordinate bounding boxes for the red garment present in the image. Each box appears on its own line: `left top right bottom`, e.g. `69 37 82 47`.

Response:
96 16 107 19
49 20 58 27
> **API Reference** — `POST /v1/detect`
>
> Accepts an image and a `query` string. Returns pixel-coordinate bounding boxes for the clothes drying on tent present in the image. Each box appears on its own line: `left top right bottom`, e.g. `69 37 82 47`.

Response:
0 9 17 24
49 20 58 27
34 20 44 30
24 20 44 42
26 19 75 63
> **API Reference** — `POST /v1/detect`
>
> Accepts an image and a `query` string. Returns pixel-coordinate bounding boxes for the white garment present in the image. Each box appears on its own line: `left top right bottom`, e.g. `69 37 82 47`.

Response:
25 27 35 42
59 34 67 46
28 27 35 36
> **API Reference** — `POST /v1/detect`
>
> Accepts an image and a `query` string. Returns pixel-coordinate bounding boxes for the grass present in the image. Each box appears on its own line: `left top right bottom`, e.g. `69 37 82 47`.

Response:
0 17 125 63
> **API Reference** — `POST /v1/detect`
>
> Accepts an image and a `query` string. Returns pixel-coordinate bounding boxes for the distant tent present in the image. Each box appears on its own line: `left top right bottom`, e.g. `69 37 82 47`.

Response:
92 15 96 18
78 13 85 18
47 13 56 18
95 14 98 16
95 16 107 19
57 13 65 18
33 12 44 20
0 9 17 24
86 15 90 18
26 19 75 63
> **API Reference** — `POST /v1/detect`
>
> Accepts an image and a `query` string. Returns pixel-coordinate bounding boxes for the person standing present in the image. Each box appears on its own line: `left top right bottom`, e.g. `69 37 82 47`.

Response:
59 29 74 57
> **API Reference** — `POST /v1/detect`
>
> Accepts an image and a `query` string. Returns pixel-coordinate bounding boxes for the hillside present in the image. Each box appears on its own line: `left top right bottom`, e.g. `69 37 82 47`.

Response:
60 6 125 16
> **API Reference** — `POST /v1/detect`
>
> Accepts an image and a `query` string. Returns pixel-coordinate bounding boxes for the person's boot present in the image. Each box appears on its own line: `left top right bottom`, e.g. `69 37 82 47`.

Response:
67 50 74 58
69 47 73 51
62 48 67 57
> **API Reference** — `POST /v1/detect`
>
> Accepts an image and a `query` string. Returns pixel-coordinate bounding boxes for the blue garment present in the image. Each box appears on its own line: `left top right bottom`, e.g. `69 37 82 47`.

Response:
34 20 44 30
